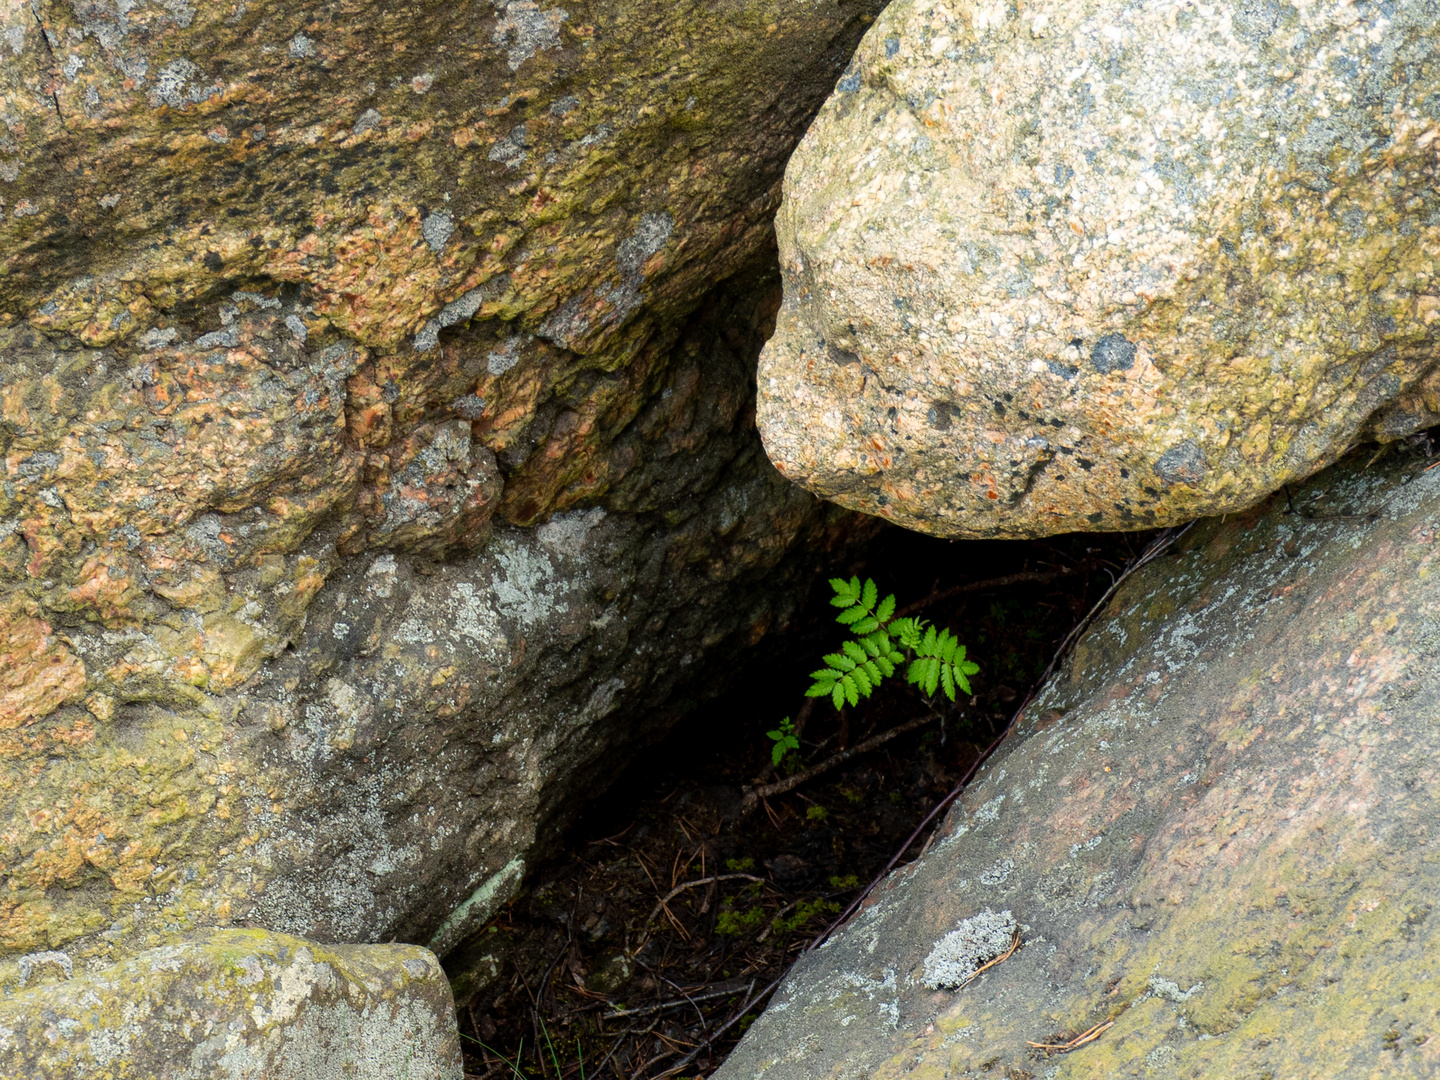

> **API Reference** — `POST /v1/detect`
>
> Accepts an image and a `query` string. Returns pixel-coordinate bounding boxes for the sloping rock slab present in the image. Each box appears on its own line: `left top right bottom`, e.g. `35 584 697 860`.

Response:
718 448 1440 1078
0 929 460 1079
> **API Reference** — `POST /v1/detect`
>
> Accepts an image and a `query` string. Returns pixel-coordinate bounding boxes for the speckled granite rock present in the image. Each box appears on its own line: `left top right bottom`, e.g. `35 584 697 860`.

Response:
0 0 885 1007
0 929 461 1078
758 0 1440 538
717 447 1440 1079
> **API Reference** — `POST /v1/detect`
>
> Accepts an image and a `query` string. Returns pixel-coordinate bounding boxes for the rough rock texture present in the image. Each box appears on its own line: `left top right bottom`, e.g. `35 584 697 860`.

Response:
758 0 1440 538
0 929 461 1078
0 0 886 990
717 447 1440 1078
0 254 876 980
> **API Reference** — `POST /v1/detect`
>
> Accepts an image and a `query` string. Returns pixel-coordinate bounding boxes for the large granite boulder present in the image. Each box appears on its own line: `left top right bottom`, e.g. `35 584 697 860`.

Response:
717 445 1440 1078
758 0 1440 538
0 929 461 1078
0 0 885 1060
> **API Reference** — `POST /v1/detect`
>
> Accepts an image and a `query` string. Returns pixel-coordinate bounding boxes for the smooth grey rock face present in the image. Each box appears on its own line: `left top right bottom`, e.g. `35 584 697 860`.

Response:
0 931 463 1079
716 448 1440 1078
758 0 1440 538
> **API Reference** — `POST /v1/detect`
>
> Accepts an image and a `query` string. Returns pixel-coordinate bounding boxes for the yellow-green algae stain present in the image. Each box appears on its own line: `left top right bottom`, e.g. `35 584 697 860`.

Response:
0 928 462 1078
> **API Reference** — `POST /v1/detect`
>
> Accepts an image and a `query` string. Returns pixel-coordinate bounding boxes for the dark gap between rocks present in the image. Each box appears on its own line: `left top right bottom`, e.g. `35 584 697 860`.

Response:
446 525 1162 1079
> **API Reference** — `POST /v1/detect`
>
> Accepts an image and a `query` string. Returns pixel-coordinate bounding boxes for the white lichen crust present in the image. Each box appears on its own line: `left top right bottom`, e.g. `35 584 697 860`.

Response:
922 908 1017 990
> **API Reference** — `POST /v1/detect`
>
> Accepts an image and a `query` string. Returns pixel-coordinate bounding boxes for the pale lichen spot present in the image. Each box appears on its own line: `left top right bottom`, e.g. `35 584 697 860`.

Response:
491 0 569 71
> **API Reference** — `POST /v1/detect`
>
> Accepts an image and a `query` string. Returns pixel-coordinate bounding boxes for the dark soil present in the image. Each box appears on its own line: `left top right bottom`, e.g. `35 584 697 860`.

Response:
449 525 1161 1079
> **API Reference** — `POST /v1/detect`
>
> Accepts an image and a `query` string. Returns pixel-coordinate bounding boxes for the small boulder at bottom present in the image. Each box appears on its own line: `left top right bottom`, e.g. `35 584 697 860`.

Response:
0 929 461 1079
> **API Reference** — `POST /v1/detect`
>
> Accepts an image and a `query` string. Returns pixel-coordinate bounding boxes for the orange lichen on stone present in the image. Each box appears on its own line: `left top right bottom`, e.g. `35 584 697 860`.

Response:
0 600 87 730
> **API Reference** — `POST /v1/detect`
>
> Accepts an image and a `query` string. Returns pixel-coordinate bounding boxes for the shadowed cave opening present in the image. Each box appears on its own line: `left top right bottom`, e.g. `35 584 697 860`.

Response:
443 521 1162 1079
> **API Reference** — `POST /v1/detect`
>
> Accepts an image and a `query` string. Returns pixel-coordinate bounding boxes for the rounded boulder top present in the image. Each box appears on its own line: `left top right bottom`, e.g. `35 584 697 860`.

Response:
758 0 1440 538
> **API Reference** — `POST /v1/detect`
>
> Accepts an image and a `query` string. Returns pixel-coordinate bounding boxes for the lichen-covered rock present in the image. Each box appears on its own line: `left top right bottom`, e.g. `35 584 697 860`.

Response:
4 0 876 363
0 929 462 1078
0 254 874 978
717 447 1440 1078
0 0 885 1000
758 0 1440 538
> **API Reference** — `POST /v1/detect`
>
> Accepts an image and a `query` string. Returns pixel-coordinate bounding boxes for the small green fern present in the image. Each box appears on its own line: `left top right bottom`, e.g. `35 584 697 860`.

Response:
807 577 979 709
766 717 800 766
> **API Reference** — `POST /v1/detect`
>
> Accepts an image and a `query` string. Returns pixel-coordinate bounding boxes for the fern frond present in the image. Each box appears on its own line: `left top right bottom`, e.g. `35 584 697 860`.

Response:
830 576 862 607
807 578 978 713
937 631 956 663
908 656 937 697
956 655 978 696
852 666 872 696
920 624 938 654
891 618 923 649
863 630 891 653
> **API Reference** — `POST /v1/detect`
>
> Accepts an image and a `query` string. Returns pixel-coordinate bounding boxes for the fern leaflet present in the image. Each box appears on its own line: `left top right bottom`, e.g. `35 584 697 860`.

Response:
805 578 979 708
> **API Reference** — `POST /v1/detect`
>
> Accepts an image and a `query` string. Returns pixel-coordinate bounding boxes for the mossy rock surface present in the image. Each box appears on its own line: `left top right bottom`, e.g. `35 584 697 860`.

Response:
0 0 883 987
0 929 461 1078
758 0 1440 537
717 448 1440 1078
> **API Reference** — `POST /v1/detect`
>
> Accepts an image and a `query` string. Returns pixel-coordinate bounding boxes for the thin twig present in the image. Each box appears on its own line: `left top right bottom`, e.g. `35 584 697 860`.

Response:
759 795 782 829
955 929 1021 990
741 710 941 813
1027 1018 1115 1052
651 977 768 1080
602 981 749 1020
755 898 803 943
893 567 1084 618
640 874 765 933
651 1030 698 1053
1033 524 1194 692
651 964 715 1068
592 1021 655 1080
536 922 572 1013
